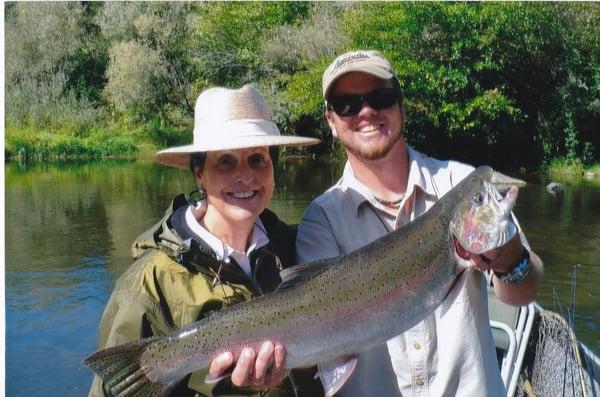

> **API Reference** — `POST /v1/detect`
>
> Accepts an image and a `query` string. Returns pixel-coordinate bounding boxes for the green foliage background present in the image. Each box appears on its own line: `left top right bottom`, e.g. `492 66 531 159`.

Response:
5 2 600 171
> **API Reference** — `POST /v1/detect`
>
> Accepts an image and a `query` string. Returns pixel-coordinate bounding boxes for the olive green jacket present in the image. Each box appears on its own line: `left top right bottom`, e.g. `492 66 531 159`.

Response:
89 194 322 397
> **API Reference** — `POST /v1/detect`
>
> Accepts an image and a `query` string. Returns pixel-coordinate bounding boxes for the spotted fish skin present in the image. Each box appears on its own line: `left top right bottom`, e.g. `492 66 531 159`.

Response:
84 166 524 397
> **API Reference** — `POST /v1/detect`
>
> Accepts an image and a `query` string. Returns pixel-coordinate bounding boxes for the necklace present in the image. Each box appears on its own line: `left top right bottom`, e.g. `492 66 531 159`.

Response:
373 194 404 206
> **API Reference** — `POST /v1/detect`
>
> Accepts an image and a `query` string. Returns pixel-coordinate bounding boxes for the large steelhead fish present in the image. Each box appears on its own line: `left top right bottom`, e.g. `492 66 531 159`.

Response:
84 166 525 397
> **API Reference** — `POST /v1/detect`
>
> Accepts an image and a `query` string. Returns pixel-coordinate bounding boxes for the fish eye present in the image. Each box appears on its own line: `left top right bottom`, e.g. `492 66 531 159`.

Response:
473 192 484 204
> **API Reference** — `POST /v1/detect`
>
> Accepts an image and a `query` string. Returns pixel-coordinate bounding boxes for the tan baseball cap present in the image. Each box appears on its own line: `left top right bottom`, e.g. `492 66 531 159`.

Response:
322 50 398 99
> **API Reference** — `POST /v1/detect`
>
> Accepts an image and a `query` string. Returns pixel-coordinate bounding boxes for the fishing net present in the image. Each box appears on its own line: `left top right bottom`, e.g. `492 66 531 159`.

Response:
515 310 588 397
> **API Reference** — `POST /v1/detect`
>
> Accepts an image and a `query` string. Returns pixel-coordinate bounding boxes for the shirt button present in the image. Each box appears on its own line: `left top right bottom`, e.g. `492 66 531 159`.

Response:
413 341 421 350
415 378 425 386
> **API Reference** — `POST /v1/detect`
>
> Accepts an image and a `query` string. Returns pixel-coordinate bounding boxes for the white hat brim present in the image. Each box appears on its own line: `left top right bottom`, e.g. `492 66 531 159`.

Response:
155 134 319 169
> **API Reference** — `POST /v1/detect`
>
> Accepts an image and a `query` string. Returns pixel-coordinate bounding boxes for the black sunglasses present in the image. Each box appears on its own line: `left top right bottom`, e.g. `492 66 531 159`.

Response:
328 87 400 117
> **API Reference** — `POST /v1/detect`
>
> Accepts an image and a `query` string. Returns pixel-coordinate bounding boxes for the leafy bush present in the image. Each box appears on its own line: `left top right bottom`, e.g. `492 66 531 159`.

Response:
104 41 167 112
341 3 598 168
194 2 311 86
261 3 351 75
144 117 191 148
5 2 106 132
97 2 198 117
547 157 585 177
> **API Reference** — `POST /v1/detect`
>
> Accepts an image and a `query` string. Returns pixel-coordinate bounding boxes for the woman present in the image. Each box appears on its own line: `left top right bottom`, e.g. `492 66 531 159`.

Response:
89 85 322 397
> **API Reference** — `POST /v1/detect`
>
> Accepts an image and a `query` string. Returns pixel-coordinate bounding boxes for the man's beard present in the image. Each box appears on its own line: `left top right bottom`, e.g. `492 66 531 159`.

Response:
345 130 404 161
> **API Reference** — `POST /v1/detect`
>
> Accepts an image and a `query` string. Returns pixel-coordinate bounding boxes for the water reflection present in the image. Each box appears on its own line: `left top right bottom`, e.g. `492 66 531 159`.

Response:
4 160 600 396
514 173 600 351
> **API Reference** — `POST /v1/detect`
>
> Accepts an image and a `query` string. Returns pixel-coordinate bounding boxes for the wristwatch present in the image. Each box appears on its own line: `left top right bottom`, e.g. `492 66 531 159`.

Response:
493 249 530 284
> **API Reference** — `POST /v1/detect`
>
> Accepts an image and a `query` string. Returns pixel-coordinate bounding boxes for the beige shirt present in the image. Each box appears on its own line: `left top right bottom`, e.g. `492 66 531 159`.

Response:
296 147 506 397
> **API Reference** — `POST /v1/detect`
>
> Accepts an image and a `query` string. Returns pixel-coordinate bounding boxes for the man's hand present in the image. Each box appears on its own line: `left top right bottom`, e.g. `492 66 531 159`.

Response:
468 231 542 306
208 341 287 389
468 232 525 274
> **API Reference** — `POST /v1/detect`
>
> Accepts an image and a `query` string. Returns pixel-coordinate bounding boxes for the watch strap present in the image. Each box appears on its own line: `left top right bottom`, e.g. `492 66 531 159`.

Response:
494 249 530 284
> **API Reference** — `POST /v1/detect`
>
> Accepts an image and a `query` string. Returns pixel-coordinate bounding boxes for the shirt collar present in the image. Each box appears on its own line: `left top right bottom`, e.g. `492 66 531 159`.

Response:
183 200 269 261
340 146 438 216
405 145 438 197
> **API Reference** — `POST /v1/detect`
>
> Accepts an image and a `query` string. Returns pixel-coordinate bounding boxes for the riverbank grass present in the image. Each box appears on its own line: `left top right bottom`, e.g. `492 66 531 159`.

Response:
5 121 191 162
585 164 600 179
547 158 600 179
5 127 137 162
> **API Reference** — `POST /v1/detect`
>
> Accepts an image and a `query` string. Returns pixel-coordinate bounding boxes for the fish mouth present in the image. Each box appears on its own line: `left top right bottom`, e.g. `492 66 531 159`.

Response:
452 234 470 260
450 184 520 257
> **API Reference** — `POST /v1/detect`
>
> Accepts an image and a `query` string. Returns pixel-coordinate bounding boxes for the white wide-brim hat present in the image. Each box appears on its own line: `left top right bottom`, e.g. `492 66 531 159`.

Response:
155 85 320 169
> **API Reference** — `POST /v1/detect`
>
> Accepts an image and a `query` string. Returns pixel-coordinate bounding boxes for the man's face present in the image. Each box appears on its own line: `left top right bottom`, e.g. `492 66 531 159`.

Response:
326 72 404 161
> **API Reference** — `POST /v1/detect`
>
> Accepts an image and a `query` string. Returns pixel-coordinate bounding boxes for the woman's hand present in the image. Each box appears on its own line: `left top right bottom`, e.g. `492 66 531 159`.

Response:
208 341 287 389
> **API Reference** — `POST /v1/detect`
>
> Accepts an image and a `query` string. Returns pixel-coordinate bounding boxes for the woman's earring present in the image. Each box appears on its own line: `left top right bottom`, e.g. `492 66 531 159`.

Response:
187 185 204 205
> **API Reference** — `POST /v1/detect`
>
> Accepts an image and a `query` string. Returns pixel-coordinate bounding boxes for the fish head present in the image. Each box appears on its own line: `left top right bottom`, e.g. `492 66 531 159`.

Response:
450 167 525 255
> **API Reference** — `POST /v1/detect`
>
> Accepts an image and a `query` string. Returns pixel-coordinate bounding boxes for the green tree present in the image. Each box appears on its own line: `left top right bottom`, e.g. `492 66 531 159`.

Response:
97 2 198 120
556 3 600 165
5 2 104 131
343 3 588 168
192 1 311 87
4 2 599 167
260 2 350 151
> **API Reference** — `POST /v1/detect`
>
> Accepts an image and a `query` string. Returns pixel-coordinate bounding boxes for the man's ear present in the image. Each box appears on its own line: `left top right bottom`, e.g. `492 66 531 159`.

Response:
325 110 338 138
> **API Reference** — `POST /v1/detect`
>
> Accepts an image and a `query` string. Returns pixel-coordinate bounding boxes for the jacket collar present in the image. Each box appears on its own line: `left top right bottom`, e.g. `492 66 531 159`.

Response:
131 193 285 290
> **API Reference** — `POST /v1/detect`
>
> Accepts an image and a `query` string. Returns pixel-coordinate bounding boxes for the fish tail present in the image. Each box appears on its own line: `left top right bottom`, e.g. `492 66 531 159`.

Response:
84 339 164 397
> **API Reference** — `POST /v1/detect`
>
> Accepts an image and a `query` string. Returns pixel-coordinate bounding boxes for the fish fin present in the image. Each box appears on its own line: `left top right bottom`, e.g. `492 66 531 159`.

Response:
277 260 330 292
316 355 359 397
84 339 166 397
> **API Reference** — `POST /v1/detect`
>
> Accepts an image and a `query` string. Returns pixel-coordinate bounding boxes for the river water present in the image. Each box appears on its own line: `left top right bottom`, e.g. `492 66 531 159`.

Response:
5 159 600 396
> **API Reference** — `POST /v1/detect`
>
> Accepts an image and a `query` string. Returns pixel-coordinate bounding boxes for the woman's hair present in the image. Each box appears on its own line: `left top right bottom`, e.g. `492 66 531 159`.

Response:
190 152 207 174
190 147 280 174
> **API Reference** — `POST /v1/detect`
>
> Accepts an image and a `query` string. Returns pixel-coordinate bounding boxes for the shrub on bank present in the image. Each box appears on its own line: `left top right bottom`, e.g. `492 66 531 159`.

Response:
5 128 49 162
584 164 600 179
547 157 586 177
6 126 138 162
145 117 191 149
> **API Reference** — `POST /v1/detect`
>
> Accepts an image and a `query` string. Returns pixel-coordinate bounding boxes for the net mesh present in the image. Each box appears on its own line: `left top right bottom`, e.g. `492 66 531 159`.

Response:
515 310 587 397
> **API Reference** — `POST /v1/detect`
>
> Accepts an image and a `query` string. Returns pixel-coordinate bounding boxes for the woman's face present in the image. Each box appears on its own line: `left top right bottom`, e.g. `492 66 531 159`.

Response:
195 146 274 226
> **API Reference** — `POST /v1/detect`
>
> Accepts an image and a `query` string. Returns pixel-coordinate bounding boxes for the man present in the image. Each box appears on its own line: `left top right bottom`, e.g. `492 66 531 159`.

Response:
295 50 543 396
